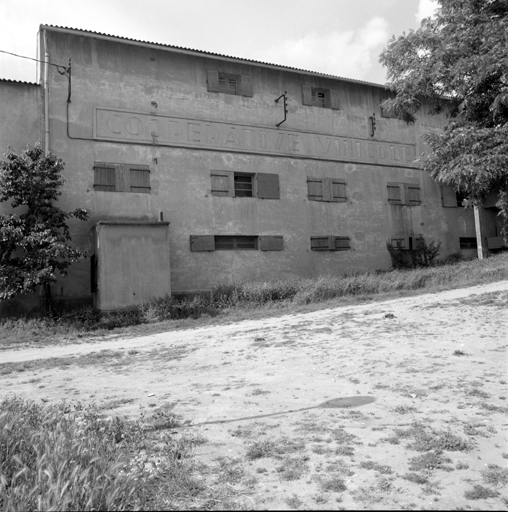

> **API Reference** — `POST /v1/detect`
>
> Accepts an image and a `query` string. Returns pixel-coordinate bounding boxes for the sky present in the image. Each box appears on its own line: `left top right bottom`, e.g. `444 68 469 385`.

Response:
0 0 438 85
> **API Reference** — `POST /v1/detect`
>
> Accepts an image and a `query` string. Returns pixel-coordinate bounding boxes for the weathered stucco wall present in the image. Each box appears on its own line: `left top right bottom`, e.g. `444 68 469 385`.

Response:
0 28 484 311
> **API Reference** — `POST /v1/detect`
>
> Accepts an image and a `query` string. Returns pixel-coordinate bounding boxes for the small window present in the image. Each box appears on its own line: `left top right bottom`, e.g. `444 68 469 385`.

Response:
234 174 253 197
380 98 398 119
311 236 351 251
207 70 253 97
215 236 258 250
307 177 347 203
460 237 477 249
93 162 150 194
211 171 280 199
302 86 340 110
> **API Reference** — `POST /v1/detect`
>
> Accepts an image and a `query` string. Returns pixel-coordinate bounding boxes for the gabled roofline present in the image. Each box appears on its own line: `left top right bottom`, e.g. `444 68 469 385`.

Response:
40 24 389 90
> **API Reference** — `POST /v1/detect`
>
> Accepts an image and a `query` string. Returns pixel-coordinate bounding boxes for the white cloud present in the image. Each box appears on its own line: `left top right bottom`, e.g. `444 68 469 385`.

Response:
415 0 438 22
263 17 389 81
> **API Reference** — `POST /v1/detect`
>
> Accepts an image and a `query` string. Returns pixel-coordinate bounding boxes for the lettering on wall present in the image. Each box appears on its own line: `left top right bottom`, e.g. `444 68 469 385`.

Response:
94 108 417 167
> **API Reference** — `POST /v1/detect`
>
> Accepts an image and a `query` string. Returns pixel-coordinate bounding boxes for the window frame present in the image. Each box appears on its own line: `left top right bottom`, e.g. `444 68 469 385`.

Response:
302 85 340 110
459 237 478 249
310 236 351 251
210 170 280 199
206 70 253 97
387 182 421 206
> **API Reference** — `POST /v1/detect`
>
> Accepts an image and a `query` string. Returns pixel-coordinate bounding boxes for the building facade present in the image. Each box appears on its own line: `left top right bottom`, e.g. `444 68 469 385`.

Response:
0 26 503 313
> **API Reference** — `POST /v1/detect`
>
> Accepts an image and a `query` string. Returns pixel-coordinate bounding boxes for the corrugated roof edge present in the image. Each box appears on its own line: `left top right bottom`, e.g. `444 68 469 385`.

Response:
41 24 390 90
0 78 39 85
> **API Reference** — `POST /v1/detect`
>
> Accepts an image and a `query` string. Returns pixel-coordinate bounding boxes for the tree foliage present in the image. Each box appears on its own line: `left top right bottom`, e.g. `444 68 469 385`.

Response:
380 0 508 236
0 144 89 305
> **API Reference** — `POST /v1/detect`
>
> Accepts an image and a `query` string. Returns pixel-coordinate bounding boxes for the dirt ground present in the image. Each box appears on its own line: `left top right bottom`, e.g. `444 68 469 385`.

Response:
1 281 508 510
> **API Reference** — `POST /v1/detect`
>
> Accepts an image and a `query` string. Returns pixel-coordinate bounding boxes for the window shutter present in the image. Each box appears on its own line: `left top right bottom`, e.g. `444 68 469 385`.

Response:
310 237 331 250
322 178 333 202
331 179 347 202
241 75 253 97
93 164 117 192
190 235 215 252
405 184 421 206
256 173 280 199
207 70 220 92
302 85 313 106
387 183 403 204
90 254 97 293
441 186 457 207
211 170 234 197
330 89 340 110
259 236 284 251
307 177 324 201
333 237 351 250
130 165 151 194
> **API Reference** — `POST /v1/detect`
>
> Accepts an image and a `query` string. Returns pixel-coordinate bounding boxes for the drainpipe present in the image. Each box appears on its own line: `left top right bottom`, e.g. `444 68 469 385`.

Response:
43 29 50 155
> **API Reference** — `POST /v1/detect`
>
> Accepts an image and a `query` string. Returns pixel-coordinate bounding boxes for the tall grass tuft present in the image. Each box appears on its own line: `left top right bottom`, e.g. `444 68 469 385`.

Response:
0 397 140 511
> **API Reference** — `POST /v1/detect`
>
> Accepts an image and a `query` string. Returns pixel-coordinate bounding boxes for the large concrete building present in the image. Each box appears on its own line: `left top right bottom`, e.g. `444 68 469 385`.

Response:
0 26 504 313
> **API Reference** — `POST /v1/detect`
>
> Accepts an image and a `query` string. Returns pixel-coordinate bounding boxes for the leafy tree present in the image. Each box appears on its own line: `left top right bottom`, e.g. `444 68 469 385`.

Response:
0 143 89 311
379 0 508 238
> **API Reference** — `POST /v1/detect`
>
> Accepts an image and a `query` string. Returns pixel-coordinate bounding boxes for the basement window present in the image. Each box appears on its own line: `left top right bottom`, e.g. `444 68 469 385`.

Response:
460 237 477 249
190 235 284 252
311 236 351 251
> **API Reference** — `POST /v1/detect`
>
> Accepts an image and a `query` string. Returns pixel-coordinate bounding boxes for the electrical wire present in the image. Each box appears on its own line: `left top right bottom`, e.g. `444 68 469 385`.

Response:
0 49 68 71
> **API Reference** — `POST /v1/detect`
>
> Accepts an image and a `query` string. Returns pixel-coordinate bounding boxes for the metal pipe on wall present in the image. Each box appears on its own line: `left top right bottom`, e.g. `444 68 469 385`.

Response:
43 29 50 155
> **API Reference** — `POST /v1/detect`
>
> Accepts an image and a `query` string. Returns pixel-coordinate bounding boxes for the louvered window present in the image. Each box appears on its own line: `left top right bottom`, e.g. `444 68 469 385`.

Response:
207 70 253 97
302 86 340 110
387 182 421 206
210 171 280 199
215 236 258 250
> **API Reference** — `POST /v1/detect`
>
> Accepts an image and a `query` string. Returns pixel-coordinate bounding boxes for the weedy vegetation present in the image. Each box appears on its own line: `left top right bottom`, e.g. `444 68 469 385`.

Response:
2 252 508 347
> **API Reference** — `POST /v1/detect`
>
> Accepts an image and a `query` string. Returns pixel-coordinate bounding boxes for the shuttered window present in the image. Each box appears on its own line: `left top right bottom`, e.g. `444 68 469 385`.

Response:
190 235 284 252
311 236 351 251
93 162 151 194
390 237 408 250
308 177 347 202
302 85 340 110
206 70 253 97
130 166 151 194
210 171 280 199
388 182 421 206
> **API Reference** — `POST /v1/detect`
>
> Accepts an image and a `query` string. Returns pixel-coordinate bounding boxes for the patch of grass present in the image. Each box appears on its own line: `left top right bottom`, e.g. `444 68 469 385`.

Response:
393 405 418 414
245 436 305 460
276 456 309 481
285 494 304 508
359 460 393 474
481 464 508 488
403 472 429 485
335 445 355 457
408 451 454 472
317 475 348 493
464 485 500 500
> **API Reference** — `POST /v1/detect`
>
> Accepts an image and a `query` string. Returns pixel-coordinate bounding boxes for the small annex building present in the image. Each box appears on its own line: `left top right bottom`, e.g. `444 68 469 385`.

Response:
0 25 504 314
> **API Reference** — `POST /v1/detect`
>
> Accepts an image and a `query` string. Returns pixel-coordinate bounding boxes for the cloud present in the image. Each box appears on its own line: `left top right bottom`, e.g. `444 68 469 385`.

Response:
415 0 438 22
263 17 389 81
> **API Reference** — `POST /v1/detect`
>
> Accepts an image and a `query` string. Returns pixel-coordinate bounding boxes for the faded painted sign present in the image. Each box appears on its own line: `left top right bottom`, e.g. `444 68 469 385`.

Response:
94 107 417 167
